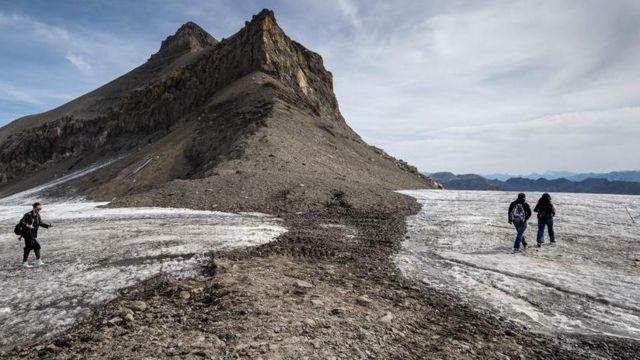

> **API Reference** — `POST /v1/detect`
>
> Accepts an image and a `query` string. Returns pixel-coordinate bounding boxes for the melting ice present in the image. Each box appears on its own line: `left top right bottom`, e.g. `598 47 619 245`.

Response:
397 190 640 339
0 162 286 350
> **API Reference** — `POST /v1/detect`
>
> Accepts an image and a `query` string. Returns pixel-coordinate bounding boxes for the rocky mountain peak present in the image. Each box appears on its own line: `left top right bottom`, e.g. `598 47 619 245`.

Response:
150 21 218 61
245 9 284 39
0 9 438 202
230 8 286 52
212 9 339 116
248 8 277 27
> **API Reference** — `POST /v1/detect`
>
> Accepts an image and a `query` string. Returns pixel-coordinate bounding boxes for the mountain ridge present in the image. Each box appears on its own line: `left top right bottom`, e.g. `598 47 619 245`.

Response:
0 9 438 213
430 172 640 195
483 170 640 183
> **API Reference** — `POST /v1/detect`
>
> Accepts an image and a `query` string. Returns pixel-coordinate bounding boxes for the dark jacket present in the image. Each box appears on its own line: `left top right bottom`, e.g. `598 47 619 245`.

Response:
508 199 532 222
21 211 50 239
534 202 556 219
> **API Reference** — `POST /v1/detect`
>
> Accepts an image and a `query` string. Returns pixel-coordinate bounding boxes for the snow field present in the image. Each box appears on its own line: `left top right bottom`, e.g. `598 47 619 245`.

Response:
396 190 640 339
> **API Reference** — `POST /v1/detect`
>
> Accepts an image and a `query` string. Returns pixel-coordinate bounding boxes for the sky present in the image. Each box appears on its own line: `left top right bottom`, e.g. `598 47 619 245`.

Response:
1 0 639 175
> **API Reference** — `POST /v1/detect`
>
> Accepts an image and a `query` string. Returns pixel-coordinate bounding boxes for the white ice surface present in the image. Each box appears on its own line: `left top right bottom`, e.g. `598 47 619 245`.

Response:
0 162 287 350
0 158 121 206
396 190 640 339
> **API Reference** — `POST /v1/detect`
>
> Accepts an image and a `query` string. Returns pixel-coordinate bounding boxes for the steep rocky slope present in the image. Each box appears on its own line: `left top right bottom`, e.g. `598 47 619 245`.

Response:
0 10 438 211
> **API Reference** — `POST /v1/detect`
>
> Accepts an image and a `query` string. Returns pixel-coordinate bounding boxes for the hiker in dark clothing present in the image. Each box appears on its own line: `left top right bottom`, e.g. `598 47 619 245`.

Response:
534 193 556 246
508 193 532 253
20 202 52 268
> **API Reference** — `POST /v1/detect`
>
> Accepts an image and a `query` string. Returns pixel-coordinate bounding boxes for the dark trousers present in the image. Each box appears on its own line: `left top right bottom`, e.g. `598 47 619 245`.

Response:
23 236 41 262
513 222 528 250
537 217 555 243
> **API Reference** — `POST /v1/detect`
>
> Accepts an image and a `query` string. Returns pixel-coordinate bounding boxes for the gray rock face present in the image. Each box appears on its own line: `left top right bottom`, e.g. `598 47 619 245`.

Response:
150 21 218 62
0 10 333 181
0 9 438 207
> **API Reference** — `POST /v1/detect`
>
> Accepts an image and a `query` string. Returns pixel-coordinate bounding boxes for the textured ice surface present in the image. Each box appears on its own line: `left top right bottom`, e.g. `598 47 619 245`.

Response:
397 190 640 339
0 159 121 206
0 164 286 350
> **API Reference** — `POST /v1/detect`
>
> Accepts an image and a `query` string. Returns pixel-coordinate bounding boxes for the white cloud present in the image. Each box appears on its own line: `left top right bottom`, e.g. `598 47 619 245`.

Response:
0 12 71 45
333 0 361 27
0 82 44 106
385 107 640 174
0 79 75 106
65 52 92 73
309 0 640 173
0 10 153 117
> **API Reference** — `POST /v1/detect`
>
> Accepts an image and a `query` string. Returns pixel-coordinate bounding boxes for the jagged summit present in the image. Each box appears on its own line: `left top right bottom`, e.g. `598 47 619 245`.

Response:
150 9 278 62
150 21 218 61
247 8 277 25
0 9 438 213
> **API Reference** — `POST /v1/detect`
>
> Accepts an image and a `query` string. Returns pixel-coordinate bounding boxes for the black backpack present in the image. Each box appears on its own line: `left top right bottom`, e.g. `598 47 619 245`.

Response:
14 222 24 237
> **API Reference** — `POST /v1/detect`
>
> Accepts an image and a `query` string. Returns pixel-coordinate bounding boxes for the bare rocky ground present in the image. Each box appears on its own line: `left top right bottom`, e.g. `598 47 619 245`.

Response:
4 199 640 359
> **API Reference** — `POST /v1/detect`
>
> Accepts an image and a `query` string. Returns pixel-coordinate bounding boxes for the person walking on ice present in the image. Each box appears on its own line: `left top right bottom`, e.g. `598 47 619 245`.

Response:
20 202 52 268
534 193 556 246
508 193 531 253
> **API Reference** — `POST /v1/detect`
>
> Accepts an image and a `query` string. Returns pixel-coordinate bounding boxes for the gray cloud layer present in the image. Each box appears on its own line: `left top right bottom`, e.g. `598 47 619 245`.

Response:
1 0 639 173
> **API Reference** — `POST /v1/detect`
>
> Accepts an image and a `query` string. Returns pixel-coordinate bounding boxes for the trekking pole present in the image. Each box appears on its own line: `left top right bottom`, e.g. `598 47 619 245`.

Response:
625 207 636 224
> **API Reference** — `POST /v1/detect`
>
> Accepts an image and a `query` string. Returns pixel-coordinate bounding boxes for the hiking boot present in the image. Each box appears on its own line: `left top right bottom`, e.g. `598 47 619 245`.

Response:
536 243 542 248
550 240 556 244
22 262 32 268
512 248 521 254
36 259 44 266
523 244 528 251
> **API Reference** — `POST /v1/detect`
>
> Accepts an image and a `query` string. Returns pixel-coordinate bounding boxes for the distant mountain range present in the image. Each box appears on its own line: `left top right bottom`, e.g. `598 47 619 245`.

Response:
482 170 640 183
428 172 640 195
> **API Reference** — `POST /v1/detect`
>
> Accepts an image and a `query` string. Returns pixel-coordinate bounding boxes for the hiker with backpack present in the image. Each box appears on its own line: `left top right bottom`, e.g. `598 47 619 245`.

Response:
508 193 532 253
534 193 556 246
18 202 52 268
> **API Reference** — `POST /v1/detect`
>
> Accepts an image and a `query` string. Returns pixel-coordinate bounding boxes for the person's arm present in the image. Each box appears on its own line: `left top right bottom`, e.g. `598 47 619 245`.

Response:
21 214 34 229
38 215 51 228
508 202 514 223
524 203 532 220
533 203 539 213
551 204 556 216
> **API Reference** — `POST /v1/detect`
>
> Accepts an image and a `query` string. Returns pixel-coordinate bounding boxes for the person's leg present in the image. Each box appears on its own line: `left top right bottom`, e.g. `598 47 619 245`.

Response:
23 237 32 262
514 223 525 251
32 240 41 260
32 240 43 265
513 224 521 250
521 222 528 248
537 218 545 244
548 217 555 242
